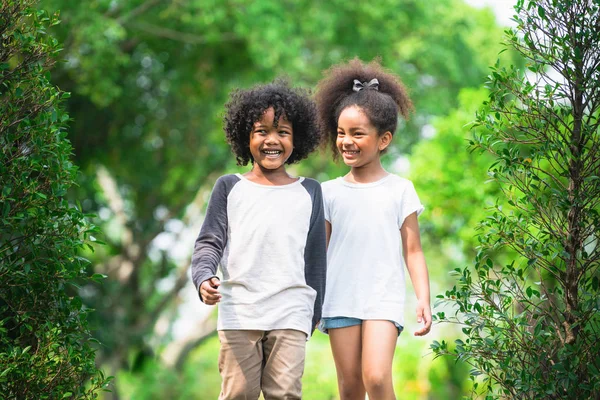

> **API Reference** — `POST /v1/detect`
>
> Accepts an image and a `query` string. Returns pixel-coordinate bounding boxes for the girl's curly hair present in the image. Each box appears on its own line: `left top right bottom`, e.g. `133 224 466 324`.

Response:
315 58 414 157
224 79 320 166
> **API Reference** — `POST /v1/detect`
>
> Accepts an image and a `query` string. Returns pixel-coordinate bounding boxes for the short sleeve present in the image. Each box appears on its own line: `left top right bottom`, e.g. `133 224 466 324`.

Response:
322 184 332 222
398 181 424 228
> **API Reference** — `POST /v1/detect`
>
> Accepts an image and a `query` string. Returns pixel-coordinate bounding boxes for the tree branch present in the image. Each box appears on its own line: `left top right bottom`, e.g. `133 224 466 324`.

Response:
116 0 165 24
160 314 217 370
126 22 240 45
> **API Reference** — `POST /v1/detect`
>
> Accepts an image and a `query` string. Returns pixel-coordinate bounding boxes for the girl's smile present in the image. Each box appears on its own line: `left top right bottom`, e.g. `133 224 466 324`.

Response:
262 149 284 158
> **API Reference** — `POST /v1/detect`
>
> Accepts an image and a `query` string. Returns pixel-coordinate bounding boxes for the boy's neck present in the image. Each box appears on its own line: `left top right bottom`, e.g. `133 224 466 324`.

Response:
345 160 389 184
244 163 298 186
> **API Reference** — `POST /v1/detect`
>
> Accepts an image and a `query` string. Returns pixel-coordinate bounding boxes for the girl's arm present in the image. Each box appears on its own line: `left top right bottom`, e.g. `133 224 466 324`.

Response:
401 212 432 336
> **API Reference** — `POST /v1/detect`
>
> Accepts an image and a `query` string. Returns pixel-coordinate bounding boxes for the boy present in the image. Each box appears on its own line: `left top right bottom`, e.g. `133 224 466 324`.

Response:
191 80 326 400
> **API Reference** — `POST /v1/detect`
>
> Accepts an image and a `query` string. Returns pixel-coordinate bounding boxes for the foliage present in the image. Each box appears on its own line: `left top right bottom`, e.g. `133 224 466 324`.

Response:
0 1 106 397
409 88 502 271
432 0 600 398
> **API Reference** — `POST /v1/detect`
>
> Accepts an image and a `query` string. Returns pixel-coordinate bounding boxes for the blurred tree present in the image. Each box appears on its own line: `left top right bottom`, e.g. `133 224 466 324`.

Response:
36 0 518 396
409 88 503 276
0 1 105 397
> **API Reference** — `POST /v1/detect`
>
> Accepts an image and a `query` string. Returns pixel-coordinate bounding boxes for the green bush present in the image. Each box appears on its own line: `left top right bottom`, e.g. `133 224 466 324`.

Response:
0 1 105 398
432 1 600 398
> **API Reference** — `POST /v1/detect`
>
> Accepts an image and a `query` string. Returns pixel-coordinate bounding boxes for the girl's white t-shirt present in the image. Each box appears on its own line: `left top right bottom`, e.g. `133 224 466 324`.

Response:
321 174 424 328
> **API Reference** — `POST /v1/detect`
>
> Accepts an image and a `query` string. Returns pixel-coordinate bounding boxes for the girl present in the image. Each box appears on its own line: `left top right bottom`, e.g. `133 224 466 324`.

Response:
315 59 432 400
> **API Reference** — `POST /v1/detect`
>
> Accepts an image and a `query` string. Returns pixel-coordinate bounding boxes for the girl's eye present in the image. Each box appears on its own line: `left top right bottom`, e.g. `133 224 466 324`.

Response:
337 132 345 137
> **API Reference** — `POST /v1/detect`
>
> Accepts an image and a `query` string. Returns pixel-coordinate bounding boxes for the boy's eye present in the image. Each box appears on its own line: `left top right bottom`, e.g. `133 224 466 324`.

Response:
279 130 290 135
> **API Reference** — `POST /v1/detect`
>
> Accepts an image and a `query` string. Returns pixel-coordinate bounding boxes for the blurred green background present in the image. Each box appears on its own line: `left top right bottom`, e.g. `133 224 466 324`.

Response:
39 0 521 398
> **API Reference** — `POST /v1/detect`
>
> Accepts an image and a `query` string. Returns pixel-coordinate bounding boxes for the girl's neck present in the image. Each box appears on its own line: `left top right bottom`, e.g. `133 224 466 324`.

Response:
345 159 388 184
244 163 297 185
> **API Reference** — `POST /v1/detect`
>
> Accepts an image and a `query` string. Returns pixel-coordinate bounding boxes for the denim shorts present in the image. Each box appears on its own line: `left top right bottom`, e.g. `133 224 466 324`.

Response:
319 317 403 336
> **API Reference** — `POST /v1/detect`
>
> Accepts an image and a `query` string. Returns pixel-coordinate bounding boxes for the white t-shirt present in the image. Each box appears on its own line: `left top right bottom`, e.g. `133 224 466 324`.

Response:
321 174 424 328
191 174 327 337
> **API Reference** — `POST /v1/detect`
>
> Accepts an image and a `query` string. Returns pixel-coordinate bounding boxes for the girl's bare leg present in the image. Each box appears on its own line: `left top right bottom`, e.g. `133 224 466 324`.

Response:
361 320 398 400
329 325 366 400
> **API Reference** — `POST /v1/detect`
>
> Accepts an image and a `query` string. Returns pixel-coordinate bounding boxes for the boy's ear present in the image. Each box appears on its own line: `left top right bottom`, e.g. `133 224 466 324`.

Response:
379 131 393 151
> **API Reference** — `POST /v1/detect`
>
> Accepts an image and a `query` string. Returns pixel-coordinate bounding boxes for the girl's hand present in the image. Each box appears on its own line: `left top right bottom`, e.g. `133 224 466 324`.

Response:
414 300 432 336
200 277 221 305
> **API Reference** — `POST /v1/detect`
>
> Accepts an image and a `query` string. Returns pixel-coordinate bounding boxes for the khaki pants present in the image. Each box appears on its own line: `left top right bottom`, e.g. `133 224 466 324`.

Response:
217 329 307 400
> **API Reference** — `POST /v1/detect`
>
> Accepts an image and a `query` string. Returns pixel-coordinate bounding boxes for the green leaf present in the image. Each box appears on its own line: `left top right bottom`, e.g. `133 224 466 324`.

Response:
91 273 107 282
537 5 546 19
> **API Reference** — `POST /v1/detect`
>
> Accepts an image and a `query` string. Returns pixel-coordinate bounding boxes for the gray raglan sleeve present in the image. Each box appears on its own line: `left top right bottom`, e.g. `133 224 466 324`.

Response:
302 179 327 333
191 175 236 302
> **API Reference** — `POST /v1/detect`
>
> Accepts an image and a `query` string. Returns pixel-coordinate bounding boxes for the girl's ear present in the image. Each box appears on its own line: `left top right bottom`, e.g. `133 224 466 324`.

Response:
379 131 393 151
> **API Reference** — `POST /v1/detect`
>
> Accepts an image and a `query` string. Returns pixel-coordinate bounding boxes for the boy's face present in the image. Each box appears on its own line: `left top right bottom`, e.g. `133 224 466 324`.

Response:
249 107 294 171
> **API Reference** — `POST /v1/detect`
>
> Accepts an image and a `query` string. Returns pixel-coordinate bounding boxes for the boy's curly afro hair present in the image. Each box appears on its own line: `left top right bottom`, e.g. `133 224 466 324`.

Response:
224 79 320 166
315 58 414 157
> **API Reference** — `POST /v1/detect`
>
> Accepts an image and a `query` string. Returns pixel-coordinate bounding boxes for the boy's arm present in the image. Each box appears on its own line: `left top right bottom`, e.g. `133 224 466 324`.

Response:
401 212 432 336
302 180 327 333
191 176 233 302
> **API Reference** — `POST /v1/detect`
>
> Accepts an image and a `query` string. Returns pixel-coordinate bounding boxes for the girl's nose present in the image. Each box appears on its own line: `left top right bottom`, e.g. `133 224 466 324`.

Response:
342 135 353 145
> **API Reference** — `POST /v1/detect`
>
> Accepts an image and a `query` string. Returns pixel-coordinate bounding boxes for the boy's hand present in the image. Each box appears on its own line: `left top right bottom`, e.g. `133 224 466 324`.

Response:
200 277 221 305
414 300 432 336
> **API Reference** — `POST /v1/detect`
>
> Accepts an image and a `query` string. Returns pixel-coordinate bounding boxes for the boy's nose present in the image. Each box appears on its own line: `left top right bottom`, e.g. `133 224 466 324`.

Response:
265 133 278 143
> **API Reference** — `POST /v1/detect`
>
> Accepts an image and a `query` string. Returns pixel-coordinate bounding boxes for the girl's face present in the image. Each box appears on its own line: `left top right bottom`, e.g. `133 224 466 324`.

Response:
249 107 294 171
336 106 391 168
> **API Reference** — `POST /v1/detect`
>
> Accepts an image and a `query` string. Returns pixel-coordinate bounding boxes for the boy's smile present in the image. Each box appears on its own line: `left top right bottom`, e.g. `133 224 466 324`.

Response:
249 107 294 172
